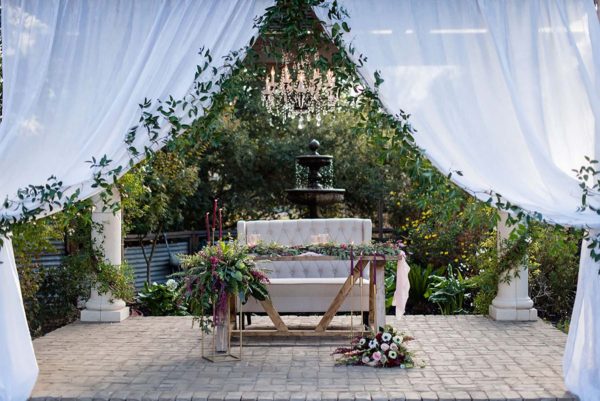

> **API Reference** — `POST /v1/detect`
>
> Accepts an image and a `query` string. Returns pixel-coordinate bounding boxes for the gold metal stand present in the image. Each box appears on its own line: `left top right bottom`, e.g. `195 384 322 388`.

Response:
201 295 243 362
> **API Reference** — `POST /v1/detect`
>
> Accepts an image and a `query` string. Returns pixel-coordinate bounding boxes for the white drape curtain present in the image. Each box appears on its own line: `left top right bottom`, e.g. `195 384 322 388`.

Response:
314 1 600 399
0 239 37 401
0 1 272 399
2 1 600 399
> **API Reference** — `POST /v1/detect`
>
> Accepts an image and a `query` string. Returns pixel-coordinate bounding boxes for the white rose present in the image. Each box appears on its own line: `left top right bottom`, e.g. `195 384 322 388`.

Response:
361 356 370 364
390 343 398 351
166 279 178 291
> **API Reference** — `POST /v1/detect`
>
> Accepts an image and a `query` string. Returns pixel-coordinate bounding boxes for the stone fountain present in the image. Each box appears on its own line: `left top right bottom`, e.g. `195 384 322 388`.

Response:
286 139 345 218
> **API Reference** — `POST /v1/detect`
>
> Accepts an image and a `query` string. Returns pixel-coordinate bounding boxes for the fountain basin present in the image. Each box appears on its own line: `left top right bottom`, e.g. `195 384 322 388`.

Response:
286 188 345 206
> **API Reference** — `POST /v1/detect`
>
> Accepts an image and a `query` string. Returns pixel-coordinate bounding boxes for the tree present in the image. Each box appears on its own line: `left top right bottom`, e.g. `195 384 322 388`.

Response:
120 146 202 284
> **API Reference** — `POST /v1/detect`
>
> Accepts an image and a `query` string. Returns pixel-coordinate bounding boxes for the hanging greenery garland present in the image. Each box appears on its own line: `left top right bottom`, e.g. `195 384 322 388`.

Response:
0 0 596 269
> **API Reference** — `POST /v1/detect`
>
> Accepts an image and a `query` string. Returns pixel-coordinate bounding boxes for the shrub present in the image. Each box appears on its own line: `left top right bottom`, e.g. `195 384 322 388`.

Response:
469 223 580 322
13 202 136 337
425 264 474 315
12 205 94 337
469 233 500 315
137 279 189 316
528 225 580 323
94 261 135 303
386 262 444 314
391 183 496 274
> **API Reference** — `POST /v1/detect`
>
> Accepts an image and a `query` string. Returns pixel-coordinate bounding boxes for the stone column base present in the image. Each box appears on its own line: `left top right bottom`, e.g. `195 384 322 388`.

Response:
81 306 129 322
489 305 537 321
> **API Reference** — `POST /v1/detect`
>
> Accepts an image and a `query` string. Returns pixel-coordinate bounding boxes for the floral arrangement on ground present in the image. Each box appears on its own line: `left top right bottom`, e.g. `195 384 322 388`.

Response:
248 240 406 259
332 325 416 368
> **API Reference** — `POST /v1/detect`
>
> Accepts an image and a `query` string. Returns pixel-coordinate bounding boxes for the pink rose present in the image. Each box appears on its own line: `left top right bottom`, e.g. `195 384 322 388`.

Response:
381 343 390 352
372 351 382 361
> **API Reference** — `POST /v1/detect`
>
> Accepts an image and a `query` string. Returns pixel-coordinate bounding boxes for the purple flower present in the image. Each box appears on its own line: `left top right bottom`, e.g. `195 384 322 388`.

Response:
250 269 270 283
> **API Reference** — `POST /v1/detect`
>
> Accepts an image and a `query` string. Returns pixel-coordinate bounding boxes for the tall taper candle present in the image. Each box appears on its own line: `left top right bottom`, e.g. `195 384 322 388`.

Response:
212 199 218 229
219 208 223 240
205 212 210 245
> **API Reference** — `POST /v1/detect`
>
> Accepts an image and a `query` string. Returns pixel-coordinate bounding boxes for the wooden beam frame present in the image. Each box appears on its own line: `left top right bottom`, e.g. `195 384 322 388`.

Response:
315 259 368 332
242 255 396 336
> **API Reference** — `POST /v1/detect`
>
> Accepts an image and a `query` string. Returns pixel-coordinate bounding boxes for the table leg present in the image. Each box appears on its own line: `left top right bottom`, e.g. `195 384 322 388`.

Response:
375 260 386 330
369 261 375 328
259 299 289 332
316 259 368 332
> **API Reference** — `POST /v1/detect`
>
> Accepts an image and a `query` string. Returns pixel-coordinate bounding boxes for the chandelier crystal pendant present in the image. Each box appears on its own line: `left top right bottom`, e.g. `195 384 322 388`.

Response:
262 55 338 128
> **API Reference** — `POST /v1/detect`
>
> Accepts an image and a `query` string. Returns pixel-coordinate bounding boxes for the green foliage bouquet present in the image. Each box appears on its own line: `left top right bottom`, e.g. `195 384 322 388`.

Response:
332 325 415 368
178 241 269 330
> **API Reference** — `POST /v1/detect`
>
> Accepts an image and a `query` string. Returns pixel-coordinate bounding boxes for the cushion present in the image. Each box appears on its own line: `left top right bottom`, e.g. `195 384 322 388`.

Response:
242 278 371 313
237 218 372 246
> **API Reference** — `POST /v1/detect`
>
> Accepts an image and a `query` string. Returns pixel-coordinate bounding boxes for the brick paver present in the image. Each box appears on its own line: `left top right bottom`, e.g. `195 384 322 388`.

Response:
30 315 577 400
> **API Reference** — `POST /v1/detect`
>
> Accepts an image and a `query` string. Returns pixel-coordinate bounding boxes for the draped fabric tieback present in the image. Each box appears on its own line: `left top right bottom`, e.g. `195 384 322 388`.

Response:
348 249 410 319
393 253 411 319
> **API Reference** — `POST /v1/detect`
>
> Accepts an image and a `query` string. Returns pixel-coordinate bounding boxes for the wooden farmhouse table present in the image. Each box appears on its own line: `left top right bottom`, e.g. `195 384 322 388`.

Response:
235 254 397 337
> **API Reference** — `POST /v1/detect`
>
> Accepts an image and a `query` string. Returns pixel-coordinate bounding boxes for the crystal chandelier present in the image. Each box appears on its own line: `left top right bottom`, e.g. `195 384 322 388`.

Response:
262 55 338 128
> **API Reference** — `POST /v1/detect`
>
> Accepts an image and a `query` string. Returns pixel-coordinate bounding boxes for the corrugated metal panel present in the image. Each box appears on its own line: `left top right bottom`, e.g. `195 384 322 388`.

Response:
32 239 66 268
125 241 189 290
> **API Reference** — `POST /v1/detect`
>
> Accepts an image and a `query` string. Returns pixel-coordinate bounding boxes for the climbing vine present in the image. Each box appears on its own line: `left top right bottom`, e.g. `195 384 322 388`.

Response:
0 0 593 275
574 156 600 264
0 0 421 247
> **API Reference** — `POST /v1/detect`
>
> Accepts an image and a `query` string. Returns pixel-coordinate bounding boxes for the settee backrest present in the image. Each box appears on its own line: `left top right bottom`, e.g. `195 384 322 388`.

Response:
237 218 372 246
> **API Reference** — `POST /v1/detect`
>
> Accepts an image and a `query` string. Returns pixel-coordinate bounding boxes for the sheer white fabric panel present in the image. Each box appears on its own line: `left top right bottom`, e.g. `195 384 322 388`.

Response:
314 1 600 399
0 237 38 401
563 231 600 400
0 0 271 218
0 1 272 399
316 0 600 228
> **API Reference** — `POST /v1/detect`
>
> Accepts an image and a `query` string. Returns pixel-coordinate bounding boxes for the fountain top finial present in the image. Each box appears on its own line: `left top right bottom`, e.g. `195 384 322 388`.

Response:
308 139 320 155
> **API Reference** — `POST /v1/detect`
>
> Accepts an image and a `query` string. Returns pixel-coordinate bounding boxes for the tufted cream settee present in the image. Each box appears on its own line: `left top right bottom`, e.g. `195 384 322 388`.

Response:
237 218 372 313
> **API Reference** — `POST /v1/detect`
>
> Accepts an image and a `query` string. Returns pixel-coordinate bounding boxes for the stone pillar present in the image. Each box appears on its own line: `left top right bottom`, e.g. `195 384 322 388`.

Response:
489 210 537 321
80 187 129 322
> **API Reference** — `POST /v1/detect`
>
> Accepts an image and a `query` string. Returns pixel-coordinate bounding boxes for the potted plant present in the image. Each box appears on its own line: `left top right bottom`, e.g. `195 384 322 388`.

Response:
178 240 269 357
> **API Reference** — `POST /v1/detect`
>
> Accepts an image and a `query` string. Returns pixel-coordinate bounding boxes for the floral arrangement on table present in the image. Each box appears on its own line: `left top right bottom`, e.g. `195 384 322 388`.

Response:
178 240 270 331
174 199 269 332
248 240 406 259
177 200 270 331
332 325 415 368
